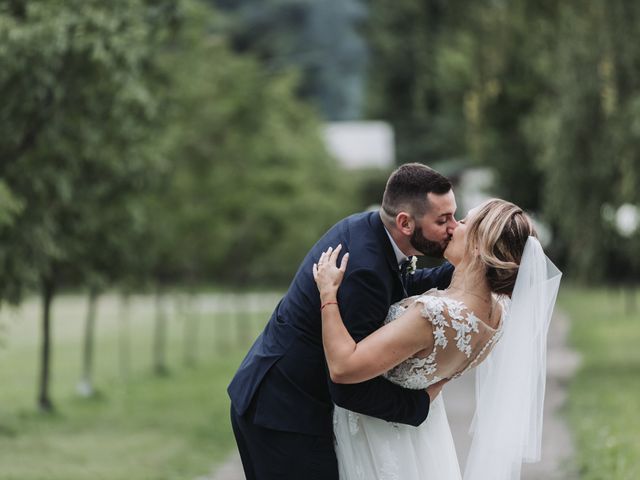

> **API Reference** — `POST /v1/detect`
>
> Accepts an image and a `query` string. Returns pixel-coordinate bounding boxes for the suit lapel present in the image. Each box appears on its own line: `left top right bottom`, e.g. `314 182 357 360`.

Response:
370 212 408 298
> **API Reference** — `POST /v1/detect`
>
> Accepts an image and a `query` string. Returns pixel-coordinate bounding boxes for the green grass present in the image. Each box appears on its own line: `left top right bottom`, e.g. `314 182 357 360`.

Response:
0 292 277 480
560 286 640 480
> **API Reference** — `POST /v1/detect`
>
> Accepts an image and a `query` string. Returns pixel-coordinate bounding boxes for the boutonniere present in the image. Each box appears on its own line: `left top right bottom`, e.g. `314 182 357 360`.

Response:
407 256 417 275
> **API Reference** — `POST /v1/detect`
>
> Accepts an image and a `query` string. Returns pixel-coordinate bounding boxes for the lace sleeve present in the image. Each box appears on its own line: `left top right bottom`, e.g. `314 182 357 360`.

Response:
414 295 480 355
382 294 502 390
413 295 500 382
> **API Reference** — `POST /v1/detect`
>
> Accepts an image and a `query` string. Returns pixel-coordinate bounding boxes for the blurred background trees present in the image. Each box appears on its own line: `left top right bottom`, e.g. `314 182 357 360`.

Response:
0 0 356 298
211 0 369 121
364 0 639 283
2 2 639 474
0 0 353 409
2 0 640 301
154 0 353 286
0 0 640 300
0 0 178 409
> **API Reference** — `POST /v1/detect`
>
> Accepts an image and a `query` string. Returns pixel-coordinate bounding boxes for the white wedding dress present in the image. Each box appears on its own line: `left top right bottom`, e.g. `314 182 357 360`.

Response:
334 237 562 480
333 290 504 480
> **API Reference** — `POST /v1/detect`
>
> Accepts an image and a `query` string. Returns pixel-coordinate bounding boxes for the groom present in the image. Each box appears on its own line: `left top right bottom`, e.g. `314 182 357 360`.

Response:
228 163 458 479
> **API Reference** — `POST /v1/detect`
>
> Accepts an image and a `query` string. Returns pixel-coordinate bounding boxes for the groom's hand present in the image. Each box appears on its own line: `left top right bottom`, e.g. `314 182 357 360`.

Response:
426 378 448 401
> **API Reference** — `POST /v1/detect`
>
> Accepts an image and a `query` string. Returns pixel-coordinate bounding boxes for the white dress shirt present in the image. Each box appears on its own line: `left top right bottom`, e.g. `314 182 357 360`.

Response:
383 226 410 269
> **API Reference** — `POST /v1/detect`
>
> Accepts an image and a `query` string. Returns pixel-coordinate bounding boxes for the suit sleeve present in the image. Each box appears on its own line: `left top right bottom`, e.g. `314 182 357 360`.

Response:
406 262 454 296
327 268 430 426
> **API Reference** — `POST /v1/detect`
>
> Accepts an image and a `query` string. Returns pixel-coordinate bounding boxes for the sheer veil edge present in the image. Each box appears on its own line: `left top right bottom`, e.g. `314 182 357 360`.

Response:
463 236 562 480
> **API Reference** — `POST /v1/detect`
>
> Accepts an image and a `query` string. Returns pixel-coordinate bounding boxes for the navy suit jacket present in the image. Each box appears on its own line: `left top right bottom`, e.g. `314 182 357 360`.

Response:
227 211 454 437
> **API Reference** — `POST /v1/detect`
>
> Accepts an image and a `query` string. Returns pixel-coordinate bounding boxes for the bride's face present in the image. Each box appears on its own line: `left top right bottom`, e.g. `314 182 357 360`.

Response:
443 207 478 265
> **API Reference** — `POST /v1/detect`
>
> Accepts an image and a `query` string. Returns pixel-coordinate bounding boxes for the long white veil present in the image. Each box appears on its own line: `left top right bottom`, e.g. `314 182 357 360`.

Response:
463 236 562 479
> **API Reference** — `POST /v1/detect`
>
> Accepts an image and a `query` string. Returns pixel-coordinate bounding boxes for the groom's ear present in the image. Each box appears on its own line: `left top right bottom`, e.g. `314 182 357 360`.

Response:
395 212 414 236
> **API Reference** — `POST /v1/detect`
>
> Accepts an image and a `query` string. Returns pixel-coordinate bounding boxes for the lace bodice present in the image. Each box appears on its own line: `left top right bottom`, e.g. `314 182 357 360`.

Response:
333 290 504 452
382 290 503 390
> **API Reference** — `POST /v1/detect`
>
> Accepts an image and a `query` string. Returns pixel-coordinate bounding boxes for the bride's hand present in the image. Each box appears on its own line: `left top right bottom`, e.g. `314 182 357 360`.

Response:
313 244 349 300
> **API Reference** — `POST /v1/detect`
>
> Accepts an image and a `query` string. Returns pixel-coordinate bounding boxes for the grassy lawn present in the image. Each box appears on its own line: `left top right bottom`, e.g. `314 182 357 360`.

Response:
560 286 640 480
0 292 277 480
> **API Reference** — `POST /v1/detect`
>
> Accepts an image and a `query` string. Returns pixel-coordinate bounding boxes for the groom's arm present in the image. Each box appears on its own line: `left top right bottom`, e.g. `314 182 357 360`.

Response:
406 262 454 296
327 268 431 426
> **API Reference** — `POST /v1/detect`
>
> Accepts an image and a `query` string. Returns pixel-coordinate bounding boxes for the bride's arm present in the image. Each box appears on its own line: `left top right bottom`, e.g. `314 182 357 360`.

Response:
314 245 434 384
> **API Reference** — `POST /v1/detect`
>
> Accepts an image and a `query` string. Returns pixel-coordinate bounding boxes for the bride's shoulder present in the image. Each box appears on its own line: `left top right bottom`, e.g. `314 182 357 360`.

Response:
412 287 444 300
413 289 461 307
411 290 465 317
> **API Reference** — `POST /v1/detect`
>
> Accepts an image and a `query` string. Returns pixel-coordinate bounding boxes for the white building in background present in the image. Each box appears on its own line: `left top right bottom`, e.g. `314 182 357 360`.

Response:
323 121 395 169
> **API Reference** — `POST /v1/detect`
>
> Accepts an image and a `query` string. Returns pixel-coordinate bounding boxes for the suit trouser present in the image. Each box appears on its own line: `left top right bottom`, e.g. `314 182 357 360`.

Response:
230 403 338 480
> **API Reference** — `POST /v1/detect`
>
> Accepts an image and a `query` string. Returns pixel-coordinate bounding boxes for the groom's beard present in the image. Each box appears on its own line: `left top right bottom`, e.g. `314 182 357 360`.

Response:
410 226 449 258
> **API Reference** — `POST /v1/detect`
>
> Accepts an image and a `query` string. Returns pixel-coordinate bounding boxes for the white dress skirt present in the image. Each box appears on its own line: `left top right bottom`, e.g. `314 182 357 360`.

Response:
333 292 504 480
334 395 462 480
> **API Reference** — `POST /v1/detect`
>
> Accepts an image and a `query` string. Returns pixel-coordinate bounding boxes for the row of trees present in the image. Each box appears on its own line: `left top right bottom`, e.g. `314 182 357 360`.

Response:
364 0 640 281
0 0 354 410
206 0 640 281
3 0 640 411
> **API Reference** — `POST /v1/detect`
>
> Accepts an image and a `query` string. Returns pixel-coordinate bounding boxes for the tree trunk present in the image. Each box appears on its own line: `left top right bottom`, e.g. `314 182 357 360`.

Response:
118 292 132 383
38 276 55 413
77 287 99 397
153 286 169 376
217 295 231 353
240 294 257 347
182 293 199 367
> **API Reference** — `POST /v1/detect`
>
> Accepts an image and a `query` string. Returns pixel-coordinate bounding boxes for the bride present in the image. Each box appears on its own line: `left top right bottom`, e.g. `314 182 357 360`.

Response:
313 198 562 480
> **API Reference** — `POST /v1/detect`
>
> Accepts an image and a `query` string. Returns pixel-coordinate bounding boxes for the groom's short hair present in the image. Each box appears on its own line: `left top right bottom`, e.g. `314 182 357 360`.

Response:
381 163 452 219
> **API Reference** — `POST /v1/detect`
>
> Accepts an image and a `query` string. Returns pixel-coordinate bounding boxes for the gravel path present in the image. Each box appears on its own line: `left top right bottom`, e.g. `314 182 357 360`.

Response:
202 311 580 480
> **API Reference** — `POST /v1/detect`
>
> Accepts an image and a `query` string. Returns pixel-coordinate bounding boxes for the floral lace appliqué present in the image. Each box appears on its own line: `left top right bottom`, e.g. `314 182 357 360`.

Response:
382 294 500 389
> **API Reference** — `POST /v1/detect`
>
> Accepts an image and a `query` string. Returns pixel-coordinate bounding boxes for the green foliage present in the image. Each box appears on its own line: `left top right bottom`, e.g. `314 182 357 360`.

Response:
0 0 177 300
147 0 353 286
211 0 369 120
0 182 24 303
0 181 22 228
366 0 465 163
561 286 640 479
367 0 640 282
526 1 640 280
0 0 183 412
8 0 639 289
456 1 552 212
0 0 358 297
366 0 549 209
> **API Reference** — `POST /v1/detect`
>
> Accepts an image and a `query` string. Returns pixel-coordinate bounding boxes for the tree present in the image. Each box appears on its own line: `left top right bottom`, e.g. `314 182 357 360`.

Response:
527 0 640 281
212 0 369 120
454 1 557 212
366 0 467 163
0 0 176 410
151 0 354 288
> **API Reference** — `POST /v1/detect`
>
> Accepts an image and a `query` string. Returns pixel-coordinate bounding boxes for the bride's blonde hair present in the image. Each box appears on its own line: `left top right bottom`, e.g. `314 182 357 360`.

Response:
466 199 537 297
